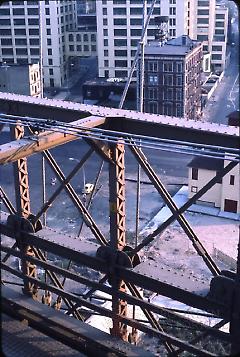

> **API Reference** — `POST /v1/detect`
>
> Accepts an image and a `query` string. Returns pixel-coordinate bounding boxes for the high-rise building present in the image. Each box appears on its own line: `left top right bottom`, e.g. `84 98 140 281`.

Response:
0 0 77 89
142 35 203 119
96 0 189 80
188 0 228 72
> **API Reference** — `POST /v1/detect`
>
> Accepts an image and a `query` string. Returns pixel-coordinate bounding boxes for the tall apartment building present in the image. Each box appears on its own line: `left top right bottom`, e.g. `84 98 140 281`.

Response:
188 0 228 72
96 0 189 79
96 0 228 79
143 35 202 119
0 0 77 89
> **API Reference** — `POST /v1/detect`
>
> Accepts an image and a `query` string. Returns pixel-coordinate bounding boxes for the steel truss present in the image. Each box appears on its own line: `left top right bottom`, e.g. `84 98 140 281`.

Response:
1 95 239 356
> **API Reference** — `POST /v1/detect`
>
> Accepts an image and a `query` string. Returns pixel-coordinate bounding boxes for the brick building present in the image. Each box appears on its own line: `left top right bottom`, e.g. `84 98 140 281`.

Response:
143 35 202 119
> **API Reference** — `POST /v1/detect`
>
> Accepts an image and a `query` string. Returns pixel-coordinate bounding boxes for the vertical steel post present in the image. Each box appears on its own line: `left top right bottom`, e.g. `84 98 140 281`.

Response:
109 141 128 341
10 124 37 297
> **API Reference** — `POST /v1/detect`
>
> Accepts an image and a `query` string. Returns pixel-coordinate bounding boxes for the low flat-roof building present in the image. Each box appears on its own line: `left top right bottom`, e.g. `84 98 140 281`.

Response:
0 63 41 97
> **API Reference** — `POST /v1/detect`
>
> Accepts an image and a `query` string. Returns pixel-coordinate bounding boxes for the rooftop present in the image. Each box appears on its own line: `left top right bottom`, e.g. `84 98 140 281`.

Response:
145 35 201 56
187 157 224 171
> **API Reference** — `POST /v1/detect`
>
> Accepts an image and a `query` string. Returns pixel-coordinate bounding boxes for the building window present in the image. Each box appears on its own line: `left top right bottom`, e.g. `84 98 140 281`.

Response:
176 62 183 72
131 29 142 36
212 54 222 60
27 8 39 15
176 89 182 101
114 39 127 46
115 60 128 67
163 74 173 86
176 75 183 86
115 29 127 36
197 9 209 15
149 101 158 114
104 39 108 46
114 18 127 25
69 45 74 51
104 60 109 66
115 70 128 78
169 29 176 37
148 88 158 100
69 34 73 41
149 75 158 85
48 48 52 55
169 18 176 26
48 59 53 65
192 168 198 180
104 50 108 56
113 8 126 15
212 45 222 52
169 0 176 4
215 21 224 28
191 186 198 193
163 62 173 72
169 7 176 16
103 8 107 15
49 68 53 75
148 61 158 72
230 175 235 185
103 18 108 26
115 49 127 56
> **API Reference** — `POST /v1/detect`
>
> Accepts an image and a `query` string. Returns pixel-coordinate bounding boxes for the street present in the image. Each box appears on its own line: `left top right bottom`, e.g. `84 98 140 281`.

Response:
0 131 192 238
202 32 239 124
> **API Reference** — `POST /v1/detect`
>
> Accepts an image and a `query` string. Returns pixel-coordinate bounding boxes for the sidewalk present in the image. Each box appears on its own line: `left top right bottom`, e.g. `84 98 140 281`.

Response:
140 186 240 236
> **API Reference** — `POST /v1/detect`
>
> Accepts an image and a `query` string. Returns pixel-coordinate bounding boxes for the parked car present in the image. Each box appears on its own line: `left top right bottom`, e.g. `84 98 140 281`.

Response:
82 183 94 194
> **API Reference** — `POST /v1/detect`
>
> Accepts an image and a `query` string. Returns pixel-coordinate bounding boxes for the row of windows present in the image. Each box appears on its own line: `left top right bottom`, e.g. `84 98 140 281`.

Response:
103 7 160 16
69 44 96 52
147 61 183 73
0 7 38 16
68 33 96 42
146 101 183 117
192 170 235 186
148 74 183 86
1 48 39 55
148 88 183 101
1 38 40 46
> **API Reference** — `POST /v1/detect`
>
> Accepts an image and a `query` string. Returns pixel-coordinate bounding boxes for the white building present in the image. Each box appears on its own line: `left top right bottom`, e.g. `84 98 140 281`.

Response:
188 157 240 214
188 0 228 72
0 0 77 89
96 0 229 79
0 63 41 97
96 0 190 79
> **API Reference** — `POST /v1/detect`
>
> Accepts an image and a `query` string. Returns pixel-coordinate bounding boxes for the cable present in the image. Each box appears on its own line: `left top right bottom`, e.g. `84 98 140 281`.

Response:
1 115 239 162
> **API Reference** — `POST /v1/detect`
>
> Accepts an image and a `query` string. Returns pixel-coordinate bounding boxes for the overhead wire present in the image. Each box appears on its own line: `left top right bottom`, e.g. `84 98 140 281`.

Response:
0 114 239 162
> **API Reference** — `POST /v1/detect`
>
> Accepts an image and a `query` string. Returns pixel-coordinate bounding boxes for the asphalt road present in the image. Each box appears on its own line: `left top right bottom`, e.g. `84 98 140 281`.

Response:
202 41 239 124
0 131 191 236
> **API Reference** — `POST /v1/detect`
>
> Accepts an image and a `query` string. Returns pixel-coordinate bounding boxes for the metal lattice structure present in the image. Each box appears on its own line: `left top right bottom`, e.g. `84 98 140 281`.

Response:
0 93 240 356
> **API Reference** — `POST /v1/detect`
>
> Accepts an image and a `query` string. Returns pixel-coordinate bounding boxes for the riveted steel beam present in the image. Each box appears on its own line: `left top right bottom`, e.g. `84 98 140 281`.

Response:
0 115 106 164
109 142 128 341
10 124 37 297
